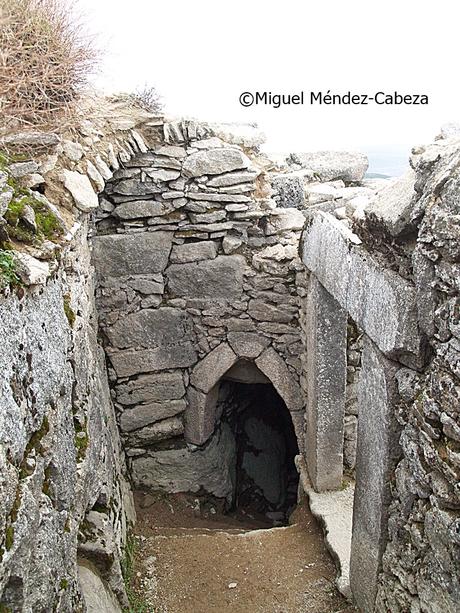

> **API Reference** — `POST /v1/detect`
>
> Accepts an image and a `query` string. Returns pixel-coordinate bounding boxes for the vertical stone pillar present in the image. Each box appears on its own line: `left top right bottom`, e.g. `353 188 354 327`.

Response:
350 337 402 612
305 275 347 491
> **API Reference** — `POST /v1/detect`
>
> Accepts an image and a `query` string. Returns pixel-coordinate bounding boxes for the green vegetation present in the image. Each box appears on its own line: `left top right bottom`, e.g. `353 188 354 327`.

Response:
0 151 63 250
42 465 52 498
0 250 20 289
59 578 68 590
74 419 88 461
121 534 149 613
63 293 76 327
5 526 14 551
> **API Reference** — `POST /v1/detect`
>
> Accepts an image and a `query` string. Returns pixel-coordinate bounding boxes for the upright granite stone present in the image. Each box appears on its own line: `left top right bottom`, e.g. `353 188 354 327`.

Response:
92 232 173 277
304 276 347 491
350 337 402 612
184 384 220 445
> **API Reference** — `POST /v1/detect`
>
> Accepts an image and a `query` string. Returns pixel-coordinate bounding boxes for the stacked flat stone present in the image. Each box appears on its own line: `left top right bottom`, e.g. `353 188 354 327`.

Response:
92 124 307 492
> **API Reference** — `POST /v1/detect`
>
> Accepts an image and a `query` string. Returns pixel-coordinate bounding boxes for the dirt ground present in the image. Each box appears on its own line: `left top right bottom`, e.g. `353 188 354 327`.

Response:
131 491 356 613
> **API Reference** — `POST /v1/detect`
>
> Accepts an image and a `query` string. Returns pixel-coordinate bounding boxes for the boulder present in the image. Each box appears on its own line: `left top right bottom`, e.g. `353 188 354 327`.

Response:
13 253 50 286
271 172 306 208
131 423 236 501
78 562 122 613
265 208 305 235
365 169 416 237
288 151 368 183
182 148 251 177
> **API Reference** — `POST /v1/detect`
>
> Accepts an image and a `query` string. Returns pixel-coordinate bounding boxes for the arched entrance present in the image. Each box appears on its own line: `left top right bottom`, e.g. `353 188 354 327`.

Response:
185 349 303 524
218 376 300 524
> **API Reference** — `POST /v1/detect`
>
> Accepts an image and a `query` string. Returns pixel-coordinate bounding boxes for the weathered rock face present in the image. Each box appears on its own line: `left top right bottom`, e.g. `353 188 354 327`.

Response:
372 137 460 613
0 222 134 612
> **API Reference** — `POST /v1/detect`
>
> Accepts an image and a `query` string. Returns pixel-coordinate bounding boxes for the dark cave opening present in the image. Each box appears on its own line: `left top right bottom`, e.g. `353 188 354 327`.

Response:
219 375 300 526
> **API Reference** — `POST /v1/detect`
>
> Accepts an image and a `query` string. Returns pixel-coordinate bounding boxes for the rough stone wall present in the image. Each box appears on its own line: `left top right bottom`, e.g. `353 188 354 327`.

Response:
299 130 460 611
0 98 160 611
371 135 460 612
0 223 134 611
91 120 308 495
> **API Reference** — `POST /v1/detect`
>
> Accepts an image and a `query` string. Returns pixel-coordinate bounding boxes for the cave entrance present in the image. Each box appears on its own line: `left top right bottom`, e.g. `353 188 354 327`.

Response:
218 362 300 526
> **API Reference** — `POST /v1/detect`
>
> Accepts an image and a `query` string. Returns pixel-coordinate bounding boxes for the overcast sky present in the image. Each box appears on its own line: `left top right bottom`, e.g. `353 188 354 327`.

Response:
77 0 460 162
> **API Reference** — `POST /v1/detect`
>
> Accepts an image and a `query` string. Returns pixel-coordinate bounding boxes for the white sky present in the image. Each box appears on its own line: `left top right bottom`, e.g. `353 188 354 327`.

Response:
77 0 460 157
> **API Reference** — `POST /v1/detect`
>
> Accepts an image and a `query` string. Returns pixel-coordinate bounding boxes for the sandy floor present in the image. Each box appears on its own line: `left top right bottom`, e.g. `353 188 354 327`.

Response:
131 491 356 613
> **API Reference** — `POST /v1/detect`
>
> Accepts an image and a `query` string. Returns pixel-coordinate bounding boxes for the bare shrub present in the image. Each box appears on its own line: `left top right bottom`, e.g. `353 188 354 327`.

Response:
111 85 164 115
0 0 99 133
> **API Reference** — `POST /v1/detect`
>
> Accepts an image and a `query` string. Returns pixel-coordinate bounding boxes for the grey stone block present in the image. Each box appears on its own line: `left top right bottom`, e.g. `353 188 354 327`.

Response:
350 337 402 613
109 344 197 378
304 276 347 491
190 342 237 393
170 241 217 263
301 212 423 365
119 399 186 432
288 151 368 183
166 255 246 300
113 200 173 219
92 232 173 277
116 371 185 405
255 347 303 412
184 384 220 445
182 148 251 177
105 307 194 350
227 332 271 358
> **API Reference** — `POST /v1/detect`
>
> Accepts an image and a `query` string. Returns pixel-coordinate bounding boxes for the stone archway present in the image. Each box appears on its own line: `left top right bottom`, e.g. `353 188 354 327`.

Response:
184 339 305 452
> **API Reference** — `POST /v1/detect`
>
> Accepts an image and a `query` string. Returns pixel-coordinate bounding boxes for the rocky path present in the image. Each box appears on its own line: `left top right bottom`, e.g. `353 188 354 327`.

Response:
130 492 356 613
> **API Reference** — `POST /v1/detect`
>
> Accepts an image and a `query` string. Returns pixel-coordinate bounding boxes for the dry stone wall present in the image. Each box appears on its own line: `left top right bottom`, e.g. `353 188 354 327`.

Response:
91 120 309 496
